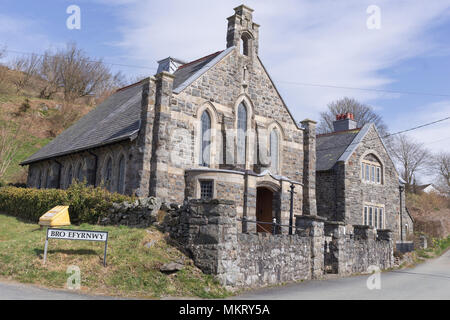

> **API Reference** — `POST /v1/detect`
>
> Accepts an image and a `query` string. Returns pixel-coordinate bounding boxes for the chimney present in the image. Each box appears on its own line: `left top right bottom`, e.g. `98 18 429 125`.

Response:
333 113 357 132
156 57 186 74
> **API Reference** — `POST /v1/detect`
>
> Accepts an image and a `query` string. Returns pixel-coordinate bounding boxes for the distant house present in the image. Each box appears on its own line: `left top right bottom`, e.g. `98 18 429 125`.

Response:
315 113 413 241
416 184 441 194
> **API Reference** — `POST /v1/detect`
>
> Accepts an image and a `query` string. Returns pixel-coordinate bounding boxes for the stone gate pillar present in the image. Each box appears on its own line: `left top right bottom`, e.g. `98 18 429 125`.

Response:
183 199 240 286
324 221 346 274
295 215 325 279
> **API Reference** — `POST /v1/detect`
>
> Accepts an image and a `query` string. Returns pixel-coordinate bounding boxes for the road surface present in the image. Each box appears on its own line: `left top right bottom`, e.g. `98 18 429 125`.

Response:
236 249 450 299
0 281 113 300
0 250 449 299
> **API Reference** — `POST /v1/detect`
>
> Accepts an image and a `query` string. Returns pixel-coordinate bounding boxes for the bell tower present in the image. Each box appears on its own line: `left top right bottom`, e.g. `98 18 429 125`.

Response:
226 5 260 58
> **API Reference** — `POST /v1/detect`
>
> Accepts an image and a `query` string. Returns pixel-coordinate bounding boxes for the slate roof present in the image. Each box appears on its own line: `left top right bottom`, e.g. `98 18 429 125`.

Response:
21 49 233 166
172 50 223 91
21 80 147 165
21 46 301 165
316 129 361 171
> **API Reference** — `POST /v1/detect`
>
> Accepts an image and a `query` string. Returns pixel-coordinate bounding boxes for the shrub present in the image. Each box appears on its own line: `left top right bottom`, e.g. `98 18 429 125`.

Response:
0 182 134 224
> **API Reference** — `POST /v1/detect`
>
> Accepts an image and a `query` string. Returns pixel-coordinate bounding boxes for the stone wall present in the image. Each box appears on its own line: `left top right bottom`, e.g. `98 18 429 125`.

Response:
99 197 162 228
172 199 394 289
237 233 310 287
340 226 394 274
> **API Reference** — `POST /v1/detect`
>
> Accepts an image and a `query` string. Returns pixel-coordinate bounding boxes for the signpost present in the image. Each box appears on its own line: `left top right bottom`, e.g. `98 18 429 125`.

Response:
43 228 109 267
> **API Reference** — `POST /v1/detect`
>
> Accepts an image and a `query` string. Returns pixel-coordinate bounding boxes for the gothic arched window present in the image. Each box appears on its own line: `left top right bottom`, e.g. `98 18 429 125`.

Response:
37 169 42 189
199 111 211 167
45 168 50 188
67 165 73 188
117 155 125 194
270 129 279 174
105 157 113 191
237 102 247 165
75 162 83 182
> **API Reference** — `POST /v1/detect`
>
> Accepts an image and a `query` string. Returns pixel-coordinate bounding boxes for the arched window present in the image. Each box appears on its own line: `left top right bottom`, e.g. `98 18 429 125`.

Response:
270 129 279 174
105 157 113 191
199 111 211 167
75 162 83 183
45 168 50 188
37 169 42 189
361 153 382 184
67 165 73 188
117 155 125 194
237 102 247 165
240 33 251 56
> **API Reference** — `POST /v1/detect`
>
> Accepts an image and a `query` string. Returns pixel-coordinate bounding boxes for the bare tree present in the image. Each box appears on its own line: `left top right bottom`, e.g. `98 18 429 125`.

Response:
10 53 40 93
390 134 431 192
0 45 8 91
0 119 24 180
38 50 62 99
0 45 5 59
317 97 389 137
58 43 123 102
432 152 450 195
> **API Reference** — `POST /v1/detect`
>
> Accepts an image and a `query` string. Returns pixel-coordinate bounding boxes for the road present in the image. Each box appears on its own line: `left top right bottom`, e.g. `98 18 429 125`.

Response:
0 281 114 300
0 250 449 299
236 249 450 299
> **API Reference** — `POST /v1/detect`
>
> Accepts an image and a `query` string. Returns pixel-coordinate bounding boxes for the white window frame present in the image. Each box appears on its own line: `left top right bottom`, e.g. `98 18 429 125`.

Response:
363 203 385 229
361 160 382 185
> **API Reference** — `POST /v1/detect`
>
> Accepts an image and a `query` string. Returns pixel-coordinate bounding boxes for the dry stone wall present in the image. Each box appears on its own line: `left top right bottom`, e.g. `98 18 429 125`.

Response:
171 199 394 288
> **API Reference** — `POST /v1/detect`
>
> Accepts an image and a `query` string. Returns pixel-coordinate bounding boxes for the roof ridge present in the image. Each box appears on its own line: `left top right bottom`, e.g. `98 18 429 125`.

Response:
115 77 148 93
317 128 361 137
177 50 223 71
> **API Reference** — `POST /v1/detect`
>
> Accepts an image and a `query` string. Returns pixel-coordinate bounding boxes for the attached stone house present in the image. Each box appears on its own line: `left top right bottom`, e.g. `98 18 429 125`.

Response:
316 113 413 241
21 5 317 233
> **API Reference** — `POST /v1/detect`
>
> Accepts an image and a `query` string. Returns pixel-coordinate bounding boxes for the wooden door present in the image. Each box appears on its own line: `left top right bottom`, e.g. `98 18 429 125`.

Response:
256 187 273 233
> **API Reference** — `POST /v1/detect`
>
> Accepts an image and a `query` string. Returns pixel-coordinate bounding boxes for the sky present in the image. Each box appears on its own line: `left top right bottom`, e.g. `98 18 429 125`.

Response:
0 0 449 182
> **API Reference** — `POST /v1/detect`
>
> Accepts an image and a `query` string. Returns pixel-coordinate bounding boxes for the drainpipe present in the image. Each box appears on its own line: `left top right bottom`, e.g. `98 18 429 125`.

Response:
88 150 98 187
289 183 295 235
399 185 405 241
242 169 249 233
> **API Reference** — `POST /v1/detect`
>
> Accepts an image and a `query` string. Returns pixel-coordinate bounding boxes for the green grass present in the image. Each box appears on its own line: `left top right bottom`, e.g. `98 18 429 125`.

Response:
0 214 229 298
412 236 450 265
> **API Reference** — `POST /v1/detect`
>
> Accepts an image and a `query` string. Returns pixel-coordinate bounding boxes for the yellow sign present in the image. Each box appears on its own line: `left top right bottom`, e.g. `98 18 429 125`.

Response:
39 206 71 227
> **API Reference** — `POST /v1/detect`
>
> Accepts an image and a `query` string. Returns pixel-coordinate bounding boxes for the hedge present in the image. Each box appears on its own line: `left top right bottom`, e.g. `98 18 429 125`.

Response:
0 182 134 224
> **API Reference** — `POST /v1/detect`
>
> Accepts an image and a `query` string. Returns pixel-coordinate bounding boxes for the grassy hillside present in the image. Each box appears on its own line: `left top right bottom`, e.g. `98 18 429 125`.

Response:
0 214 229 298
0 68 96 184
406 192 450 238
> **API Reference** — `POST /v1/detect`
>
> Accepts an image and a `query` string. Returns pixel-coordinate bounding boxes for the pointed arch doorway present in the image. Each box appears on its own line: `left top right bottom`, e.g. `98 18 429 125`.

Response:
256 187 274 233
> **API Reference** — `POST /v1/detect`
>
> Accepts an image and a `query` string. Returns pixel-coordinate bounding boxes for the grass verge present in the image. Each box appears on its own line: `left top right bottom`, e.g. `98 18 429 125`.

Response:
411 236 450 265
0 213 229 299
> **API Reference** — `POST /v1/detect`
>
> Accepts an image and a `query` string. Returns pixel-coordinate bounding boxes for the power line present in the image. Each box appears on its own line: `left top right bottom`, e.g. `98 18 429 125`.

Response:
3 49 157 71
278 81 450 98
315 116 450 153
4 48 450 98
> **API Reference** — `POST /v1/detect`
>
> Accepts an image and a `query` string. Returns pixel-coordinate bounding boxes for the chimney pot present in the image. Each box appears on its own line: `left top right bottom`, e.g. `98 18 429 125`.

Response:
333 112 357 132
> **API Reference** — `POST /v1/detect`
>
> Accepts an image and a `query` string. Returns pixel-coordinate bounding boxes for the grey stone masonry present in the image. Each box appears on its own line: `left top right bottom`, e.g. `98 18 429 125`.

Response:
301 119 317 216
295 215 326 279
98 197 395 289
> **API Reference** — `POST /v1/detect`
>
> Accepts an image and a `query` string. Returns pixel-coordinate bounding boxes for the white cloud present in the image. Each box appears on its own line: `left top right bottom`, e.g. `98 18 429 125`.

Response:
106 0 450 121
390 100 450 154
0 14 57 55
